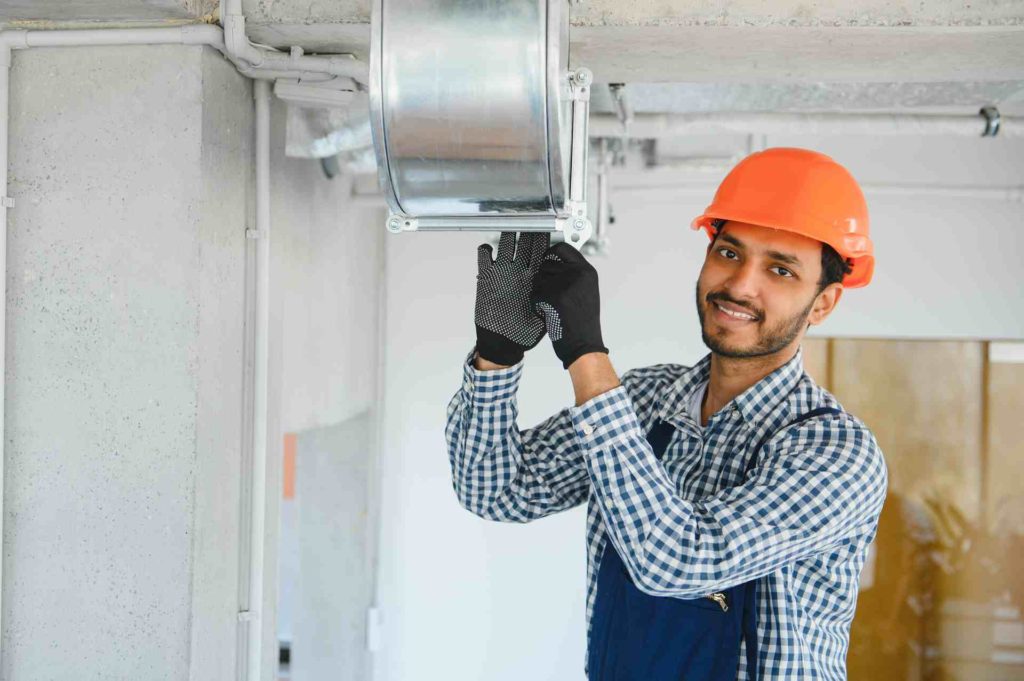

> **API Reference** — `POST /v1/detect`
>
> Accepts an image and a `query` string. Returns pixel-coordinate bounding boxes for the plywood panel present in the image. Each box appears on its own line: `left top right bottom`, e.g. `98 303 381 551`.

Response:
987 346 1024 535
831 339 1024 681
831 339 984 520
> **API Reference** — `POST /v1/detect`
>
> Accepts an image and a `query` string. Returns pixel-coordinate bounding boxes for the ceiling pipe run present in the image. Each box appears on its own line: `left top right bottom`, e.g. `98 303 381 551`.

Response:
221 0 367 84
608 182 1024 203
590 111 1021 138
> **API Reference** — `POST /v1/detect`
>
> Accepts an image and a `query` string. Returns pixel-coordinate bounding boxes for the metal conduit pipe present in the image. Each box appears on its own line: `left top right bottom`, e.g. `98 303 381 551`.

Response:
590 111 1022 138
0 24 291 681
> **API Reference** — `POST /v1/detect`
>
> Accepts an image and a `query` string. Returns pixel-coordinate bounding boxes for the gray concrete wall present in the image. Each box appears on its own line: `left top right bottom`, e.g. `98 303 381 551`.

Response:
4 44 252 680
1 35 387 681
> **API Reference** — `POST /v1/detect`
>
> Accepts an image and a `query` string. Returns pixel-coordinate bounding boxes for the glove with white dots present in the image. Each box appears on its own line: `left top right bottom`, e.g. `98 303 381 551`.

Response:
474 231 551 366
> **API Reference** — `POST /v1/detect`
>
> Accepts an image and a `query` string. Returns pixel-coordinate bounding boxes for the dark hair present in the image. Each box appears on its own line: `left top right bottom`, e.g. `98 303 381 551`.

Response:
710 219 851 293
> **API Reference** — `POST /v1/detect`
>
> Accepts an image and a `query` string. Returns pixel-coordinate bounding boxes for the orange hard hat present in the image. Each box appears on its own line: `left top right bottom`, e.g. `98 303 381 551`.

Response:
691 147 874 288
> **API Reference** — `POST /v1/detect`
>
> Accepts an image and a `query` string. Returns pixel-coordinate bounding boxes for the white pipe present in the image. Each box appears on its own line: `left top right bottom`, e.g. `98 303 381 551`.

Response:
246 78 272 681
0 41 10 673
235 65 340 82
591 112 1022 139
0 24 368 85
610 181 1024 203
13 25 224 48
222 0 366 84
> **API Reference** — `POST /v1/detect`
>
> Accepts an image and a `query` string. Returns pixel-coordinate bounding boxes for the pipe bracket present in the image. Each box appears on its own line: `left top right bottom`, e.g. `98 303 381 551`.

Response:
980 106 1001 137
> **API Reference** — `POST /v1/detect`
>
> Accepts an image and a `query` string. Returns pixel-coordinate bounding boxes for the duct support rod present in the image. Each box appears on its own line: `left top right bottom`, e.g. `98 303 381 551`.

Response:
569 68 593 207
591 112 1022 139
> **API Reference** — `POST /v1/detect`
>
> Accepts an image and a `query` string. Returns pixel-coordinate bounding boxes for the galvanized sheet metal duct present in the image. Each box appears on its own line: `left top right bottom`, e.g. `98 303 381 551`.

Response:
370 0 592 244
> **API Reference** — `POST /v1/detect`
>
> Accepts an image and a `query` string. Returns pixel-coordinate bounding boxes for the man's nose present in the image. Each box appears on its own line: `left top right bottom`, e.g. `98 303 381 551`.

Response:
723 260 761 301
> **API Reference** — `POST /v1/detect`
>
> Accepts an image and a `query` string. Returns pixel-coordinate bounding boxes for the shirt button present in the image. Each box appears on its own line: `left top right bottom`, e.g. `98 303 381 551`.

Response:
581 422 595 436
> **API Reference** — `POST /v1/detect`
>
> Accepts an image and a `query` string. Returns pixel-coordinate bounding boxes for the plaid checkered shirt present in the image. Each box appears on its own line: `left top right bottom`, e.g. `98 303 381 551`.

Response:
445 344 888 680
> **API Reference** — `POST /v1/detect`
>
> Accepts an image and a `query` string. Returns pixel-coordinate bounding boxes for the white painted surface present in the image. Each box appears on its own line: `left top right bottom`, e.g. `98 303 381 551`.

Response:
990 342 1024 364
292 413 373 681
265 94 386 680
375 134 1024 681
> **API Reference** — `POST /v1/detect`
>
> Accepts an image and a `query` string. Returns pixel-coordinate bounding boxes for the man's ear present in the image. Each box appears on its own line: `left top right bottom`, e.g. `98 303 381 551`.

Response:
807 283 843 326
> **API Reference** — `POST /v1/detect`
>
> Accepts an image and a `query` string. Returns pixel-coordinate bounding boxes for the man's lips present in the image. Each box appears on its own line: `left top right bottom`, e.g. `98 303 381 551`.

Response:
710 300 759 323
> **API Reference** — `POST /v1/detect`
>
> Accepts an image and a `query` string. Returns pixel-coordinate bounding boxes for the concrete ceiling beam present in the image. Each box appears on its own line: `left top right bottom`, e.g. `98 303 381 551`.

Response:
0 0 218 26
235 0 1024 84
2 0 1022 84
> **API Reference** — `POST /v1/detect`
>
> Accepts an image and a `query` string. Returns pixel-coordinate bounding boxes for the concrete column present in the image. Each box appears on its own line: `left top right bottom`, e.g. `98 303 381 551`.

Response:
4 44 252 680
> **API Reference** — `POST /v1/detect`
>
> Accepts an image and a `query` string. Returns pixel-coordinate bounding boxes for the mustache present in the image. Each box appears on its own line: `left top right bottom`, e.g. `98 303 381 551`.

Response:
706 291 762 321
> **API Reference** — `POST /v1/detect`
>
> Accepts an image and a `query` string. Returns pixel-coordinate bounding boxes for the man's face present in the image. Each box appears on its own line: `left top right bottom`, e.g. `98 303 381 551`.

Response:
695 221 838 359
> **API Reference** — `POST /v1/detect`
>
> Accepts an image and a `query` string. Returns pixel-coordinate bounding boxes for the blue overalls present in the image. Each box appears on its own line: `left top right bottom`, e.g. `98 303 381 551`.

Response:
586 407 842 681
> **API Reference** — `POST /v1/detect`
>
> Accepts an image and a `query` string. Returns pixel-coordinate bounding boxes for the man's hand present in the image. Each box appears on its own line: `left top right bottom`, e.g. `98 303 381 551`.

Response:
530 242 610 370
474 231 550 366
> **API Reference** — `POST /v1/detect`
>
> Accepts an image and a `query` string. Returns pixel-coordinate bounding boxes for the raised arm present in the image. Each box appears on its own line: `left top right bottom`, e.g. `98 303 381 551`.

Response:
445 348 591 522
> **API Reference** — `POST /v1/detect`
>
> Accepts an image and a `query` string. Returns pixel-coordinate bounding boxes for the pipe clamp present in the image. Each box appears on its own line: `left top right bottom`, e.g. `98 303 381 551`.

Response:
980 106 1001 137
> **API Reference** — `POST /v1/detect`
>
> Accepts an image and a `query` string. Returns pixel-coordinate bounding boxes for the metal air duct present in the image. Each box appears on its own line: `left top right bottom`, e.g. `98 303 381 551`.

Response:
369 0 594 247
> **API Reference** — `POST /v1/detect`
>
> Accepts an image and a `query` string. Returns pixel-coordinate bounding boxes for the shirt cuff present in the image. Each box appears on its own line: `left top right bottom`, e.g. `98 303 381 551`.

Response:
568 384 643 449
461 346 524 404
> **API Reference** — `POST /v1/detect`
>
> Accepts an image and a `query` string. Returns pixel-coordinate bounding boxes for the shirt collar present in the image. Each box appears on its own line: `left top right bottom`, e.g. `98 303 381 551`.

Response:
658 346 806 426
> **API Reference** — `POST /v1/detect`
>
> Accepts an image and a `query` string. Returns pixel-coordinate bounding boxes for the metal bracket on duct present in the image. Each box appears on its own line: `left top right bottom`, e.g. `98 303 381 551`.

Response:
369 0 594 249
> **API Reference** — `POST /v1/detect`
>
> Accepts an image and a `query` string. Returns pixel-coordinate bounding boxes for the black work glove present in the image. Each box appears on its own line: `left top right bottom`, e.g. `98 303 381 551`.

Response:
474 231 551 366
530 242 609 370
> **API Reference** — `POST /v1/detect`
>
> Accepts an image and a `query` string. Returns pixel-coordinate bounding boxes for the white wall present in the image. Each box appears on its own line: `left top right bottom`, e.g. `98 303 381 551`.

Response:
265 98 386 679
374 135 1024 681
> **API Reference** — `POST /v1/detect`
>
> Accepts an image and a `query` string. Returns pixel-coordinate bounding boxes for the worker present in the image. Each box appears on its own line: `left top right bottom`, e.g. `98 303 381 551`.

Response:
445 147 889 680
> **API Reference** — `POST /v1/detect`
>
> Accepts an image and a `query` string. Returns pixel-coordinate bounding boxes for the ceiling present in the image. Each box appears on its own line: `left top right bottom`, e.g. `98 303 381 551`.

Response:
2 0 1023 114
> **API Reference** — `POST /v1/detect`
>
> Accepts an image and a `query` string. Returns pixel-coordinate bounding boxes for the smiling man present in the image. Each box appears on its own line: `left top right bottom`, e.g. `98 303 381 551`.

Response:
445 147 888 680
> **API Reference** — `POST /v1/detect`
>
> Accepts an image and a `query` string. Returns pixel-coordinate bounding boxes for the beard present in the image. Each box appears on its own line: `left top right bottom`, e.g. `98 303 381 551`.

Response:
695 282 815 359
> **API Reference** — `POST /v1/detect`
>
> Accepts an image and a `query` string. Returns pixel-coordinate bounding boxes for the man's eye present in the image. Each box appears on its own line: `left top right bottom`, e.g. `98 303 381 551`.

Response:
771 266 793 278
717 248 737 259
